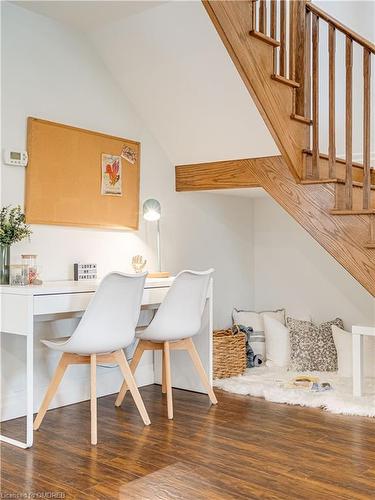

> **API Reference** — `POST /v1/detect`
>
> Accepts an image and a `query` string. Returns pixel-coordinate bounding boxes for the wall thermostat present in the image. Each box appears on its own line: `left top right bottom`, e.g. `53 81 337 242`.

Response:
4 150 28 167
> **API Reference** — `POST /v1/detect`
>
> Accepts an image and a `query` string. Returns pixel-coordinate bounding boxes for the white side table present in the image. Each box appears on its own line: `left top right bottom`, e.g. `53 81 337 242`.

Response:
352 325 375 397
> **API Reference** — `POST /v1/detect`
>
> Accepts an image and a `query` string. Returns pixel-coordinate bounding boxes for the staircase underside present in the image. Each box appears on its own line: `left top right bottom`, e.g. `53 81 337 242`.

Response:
193 0 375 297
176 156 375 297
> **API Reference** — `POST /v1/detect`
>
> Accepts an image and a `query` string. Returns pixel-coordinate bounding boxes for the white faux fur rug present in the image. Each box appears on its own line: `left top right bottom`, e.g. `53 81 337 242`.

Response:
213 366 375 417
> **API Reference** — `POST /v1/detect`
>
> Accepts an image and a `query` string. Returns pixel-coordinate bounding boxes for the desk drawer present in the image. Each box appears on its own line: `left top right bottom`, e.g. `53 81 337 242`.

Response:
142 287 169 306
34 292 94 315
33 287 170 316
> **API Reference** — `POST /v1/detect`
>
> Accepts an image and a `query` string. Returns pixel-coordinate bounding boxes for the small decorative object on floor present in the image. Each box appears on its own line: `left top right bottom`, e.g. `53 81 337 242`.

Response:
213 327 247 379
284 375 333 392
132 255 147 273
74 263 97 281
0 205 32 285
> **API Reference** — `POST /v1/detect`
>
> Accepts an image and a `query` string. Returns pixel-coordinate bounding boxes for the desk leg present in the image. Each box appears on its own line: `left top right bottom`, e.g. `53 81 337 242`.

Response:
352 334 363 397
0 334 34 449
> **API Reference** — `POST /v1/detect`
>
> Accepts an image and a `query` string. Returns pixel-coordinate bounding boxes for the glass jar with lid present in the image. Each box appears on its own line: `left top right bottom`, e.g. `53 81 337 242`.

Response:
10 264 28 286
21 254 38 284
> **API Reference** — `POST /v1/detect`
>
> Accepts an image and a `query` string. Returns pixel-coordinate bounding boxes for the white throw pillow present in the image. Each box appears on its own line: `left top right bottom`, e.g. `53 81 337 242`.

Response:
263 315 290 368
232 308 285 358
332 325 375 378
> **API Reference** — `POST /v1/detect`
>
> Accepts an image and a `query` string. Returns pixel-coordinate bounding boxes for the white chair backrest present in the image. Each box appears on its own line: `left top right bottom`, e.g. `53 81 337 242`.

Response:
144 269 214 340
65 272 146 354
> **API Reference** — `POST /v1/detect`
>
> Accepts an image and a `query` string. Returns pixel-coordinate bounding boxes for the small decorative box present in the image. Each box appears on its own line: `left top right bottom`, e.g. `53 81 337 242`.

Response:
74 263 97 281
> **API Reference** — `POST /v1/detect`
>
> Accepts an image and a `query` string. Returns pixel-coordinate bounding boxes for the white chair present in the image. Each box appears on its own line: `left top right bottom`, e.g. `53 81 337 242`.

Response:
33 272 150 445
115 269 218 419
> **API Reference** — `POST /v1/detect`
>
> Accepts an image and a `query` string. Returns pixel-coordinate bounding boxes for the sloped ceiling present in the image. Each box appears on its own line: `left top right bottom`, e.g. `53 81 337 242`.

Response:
14 1 166 31
13 0 278 165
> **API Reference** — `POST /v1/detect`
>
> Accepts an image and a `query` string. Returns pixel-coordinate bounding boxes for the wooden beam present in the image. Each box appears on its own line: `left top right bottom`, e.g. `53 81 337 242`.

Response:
175 158 265 192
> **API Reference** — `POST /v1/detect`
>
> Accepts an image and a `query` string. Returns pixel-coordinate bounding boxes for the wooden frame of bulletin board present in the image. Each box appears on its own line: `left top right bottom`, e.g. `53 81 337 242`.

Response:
26 117 140 230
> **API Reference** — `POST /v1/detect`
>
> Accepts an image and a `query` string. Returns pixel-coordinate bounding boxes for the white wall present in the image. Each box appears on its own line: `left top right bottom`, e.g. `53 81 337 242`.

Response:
252 195 375 327
86 1 279 164
0 2 254 420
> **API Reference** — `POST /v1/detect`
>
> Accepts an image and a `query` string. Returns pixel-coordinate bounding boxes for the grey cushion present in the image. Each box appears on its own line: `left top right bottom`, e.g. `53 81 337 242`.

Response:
286 317 343 371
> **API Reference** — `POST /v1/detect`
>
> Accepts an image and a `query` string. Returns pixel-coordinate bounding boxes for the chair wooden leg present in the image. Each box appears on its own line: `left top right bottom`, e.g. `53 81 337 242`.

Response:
162 348 167 394
114 350 151 425
33 353 69 430
164 341 173 419
186 338 218 405
90 354 97 445
115 341 145 407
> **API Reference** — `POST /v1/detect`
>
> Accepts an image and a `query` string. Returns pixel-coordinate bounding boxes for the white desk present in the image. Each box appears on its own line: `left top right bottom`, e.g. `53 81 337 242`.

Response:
0 277 213 448
352 325 375 397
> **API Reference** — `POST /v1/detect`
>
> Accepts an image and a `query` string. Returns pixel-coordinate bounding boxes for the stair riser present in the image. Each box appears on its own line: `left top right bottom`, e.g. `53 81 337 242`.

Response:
304 155 375 185
335 184 375 210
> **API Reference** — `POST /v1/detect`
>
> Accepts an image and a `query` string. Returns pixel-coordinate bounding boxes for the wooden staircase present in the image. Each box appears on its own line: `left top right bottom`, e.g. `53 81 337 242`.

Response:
199 0 375 296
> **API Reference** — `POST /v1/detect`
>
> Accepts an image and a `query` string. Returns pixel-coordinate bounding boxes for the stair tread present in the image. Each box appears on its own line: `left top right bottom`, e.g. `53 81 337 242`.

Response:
249 30 280 47
291 114 312 125
301 178 375 189
330 209 375 215
272 74 300 88
301 178 340 185
338 180 375 190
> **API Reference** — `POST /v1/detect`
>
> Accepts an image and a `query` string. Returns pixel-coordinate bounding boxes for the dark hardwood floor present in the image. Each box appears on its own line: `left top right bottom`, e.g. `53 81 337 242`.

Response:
1 385 374 499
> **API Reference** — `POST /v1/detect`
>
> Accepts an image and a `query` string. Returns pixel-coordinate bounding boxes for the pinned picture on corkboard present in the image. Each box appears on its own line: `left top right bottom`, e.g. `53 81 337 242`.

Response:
101 154 122 196
26 117 140 230
121 145 137 165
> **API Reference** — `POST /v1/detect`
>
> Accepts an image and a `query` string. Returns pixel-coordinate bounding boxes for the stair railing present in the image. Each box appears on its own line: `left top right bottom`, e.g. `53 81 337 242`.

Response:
251 0 374 211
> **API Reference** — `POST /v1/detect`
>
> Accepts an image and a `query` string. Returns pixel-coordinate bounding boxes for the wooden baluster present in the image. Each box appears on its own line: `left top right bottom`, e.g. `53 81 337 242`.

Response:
363 48 371 209
289 0 296 81
259 0 267 35
270 0 277 38
345 36 353 209
251 0 257 33
294 2 311 120
328 25 336 178
311 14 319 178
280 0 286 77
304 9 312 149
270 0 277 73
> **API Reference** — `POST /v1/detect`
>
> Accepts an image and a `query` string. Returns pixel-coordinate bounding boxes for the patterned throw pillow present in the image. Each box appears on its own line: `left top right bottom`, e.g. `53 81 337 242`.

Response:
286 317 343 371
232 308 285 360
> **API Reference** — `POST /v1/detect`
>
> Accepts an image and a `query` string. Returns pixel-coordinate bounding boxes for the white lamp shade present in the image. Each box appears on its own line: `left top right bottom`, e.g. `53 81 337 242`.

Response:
143 199 161 221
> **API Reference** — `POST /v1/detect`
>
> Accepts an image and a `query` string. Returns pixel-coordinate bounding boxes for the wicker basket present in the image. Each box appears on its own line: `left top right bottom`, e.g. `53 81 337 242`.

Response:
213 329 247 379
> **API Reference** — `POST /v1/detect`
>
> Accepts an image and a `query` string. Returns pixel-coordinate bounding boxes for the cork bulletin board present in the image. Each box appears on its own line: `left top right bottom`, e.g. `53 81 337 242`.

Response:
25 117 140 230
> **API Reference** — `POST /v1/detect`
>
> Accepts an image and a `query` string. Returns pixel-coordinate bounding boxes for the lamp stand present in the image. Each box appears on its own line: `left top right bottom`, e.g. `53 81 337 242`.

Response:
148 219 170 279
157 219 161 273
